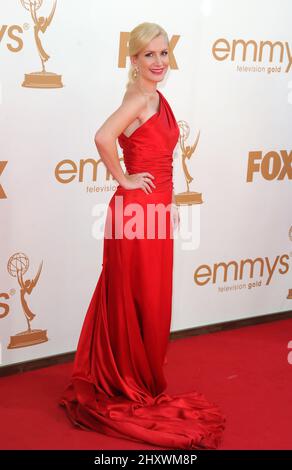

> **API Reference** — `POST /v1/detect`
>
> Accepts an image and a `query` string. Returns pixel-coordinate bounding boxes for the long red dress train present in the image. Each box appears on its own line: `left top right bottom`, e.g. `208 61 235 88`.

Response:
59 89 226 449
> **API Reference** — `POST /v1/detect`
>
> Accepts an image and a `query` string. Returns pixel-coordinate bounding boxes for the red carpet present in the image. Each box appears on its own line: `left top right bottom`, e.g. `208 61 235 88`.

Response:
1 317 292 450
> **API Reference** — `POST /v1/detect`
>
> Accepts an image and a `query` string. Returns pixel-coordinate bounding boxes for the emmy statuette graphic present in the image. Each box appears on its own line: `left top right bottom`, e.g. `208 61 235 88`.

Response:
287 226 292 299
5 252 48 349
21 0 63 88
174 121 203 205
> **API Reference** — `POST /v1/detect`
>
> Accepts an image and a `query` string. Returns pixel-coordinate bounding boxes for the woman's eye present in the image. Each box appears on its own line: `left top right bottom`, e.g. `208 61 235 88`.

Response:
145 51 168 57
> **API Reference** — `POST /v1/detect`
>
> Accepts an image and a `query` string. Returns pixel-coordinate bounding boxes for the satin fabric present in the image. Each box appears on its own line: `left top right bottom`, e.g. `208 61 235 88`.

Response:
59 90 226 449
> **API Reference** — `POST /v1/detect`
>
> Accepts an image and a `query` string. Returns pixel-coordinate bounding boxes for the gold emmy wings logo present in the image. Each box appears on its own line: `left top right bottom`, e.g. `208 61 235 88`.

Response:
175 122 202 206
0 252 48 349
21 0 63 88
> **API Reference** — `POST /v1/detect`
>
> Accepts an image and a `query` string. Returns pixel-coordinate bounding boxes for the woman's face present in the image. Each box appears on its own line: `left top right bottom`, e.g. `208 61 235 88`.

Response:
131 34 169 84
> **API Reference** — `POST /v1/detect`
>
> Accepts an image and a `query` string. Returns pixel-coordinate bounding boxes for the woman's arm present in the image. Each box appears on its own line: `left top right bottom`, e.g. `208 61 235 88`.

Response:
94 136 128 187
94 93 148 188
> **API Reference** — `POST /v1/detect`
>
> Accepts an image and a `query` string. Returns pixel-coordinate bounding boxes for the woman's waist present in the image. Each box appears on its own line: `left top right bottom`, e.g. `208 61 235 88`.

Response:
115 181 173 198
125 164 172 183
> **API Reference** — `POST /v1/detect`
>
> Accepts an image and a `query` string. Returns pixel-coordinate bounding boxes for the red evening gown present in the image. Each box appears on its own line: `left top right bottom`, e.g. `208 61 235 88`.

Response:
59 89 226 449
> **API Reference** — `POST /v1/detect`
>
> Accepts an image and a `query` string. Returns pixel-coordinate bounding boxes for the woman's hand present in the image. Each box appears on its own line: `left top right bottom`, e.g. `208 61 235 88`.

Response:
121 172 156 194
171 203 180 230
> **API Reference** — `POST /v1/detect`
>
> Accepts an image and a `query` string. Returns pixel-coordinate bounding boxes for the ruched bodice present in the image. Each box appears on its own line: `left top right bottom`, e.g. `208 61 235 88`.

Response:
118 90 179 192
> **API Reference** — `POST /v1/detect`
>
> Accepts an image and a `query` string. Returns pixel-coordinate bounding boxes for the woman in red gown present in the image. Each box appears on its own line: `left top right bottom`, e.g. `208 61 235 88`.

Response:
59 22 225 449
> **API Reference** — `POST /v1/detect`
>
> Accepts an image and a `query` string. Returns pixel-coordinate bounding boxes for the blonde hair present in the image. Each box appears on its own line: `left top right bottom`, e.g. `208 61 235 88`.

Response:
126 22 169 90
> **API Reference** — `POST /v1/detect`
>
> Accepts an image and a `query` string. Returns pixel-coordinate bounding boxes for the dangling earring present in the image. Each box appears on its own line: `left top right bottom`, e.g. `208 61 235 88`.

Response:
133 67 139 79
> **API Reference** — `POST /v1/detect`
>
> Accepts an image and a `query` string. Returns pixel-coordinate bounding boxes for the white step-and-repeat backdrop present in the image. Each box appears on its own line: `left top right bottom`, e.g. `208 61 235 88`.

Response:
1 0 291 366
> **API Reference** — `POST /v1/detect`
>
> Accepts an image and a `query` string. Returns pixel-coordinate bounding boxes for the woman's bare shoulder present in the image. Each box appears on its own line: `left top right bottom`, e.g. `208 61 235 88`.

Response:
121 87 147 110
94 87 147 142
